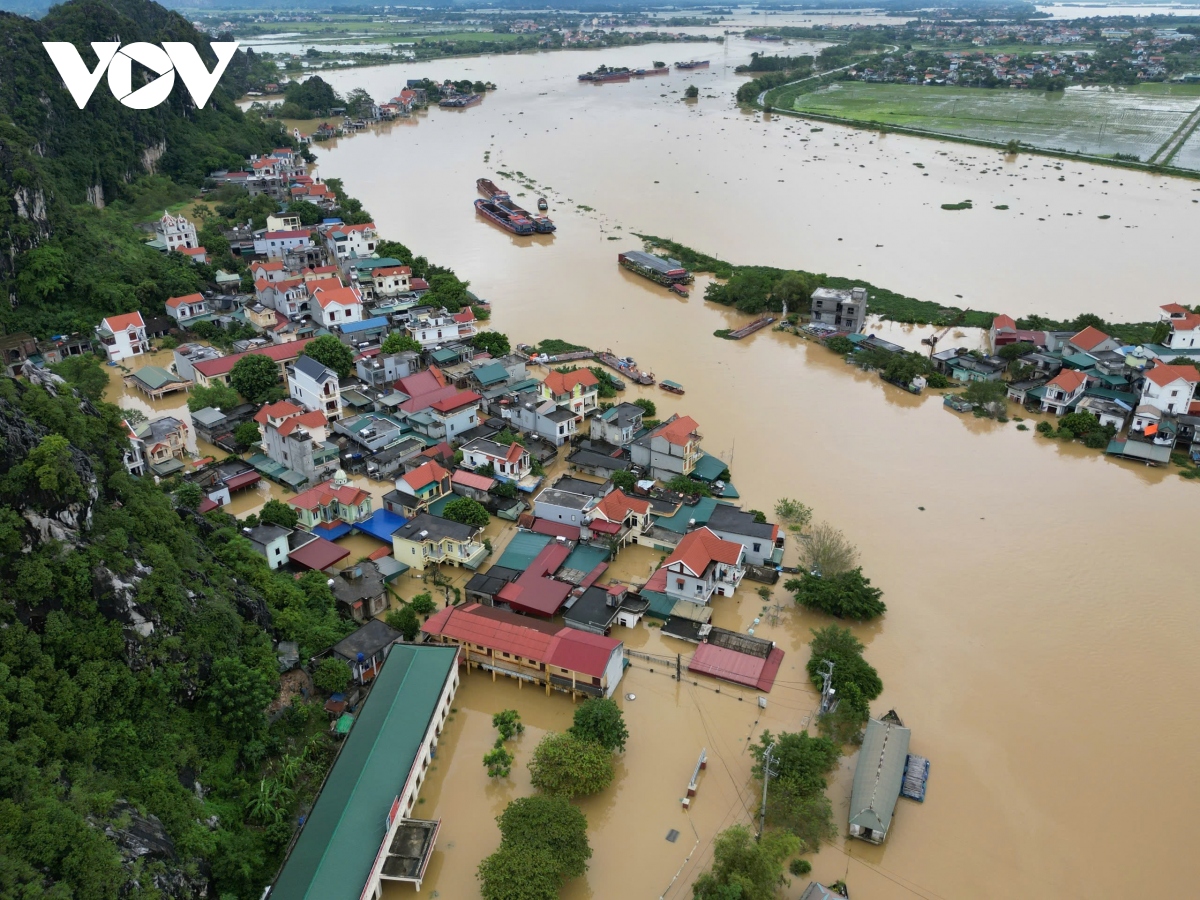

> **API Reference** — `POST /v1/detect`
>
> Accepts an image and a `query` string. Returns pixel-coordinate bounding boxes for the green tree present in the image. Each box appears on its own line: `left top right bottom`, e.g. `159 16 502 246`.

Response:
381 332 422 354
528 733 614 797
345 87 375 118
774 497 812 530
684 84 700 99
234 421 261 447
187 381 240 412
691 825 800 900
386 604 421 641
751 730 840 840
496 795 591 880
882 351 930 387
998 341 1036 362
1060 411 1101 437
286 199 323 226
313 657 351 694
302 334 355 379
799 522 858 577
610 469 637 492
51 355 109 401
204 656 275 740
478 843 561 900
664 474 711 497
409 592 437 615
1072 313 1106 331
23 434 85 501
963 379 1009 408
230 353 282 404
492 480 518 499
784 568 886 621
774 270 815 309
633 397 657 418
174 481 203 510
807 626 883 710
484 743 514 778
443 497 489 528
569 698 629 752
492 709 525 740
258 499 298 530
472 330 511 357
825 335 855 355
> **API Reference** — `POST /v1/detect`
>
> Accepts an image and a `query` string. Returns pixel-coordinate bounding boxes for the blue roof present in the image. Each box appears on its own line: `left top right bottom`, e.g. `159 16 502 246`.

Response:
352 510 409 543
313 521 353 541
339 316 389 334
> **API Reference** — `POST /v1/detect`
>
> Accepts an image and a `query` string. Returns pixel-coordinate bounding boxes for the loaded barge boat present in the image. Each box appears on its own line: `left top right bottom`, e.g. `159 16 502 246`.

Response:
632 66 670 76
477 178 503 198
496 196 556 233
578 66 632 83
618 250 694 288
475 198 534 234
674 59 710 70
439 93 481 108
598 351 655 386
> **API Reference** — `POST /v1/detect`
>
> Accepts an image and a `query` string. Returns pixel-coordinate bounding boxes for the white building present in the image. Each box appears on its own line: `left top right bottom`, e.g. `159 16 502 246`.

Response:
405 309 476 347
155 211 198 252
323 222 378 261
371 265 412 299
1039 369 1089 416
657 526 746 606
460 436 532 482
312 285 364 329
1139 363 1200 415
288 354 343 421
165 292 209 325
1160 303 1200 353
96 311 149 362
254 229 313 258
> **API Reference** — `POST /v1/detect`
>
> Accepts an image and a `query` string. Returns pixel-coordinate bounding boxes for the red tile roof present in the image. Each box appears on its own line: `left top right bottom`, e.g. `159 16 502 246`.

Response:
400 384 459 415
689 643 784 692
264 229 311 240
166 292 203 309
530 519 582 541
252 260 285 272
1068 325 1111 352
1170 312 1200 332
287 537 350 571
254 400 304 424
451 469 495 491
313 285 361 309
594 489 650 522
588 518 622 535
1145 363 1200 387
372 266 411 277
401 460 449 490
663 527 744 577
287 480 369 512
194 338 313 378
1160 303 1191 316
657 415 701 448
992 314 1017 331
412 278 430 291
422 604 620 677
543 368 599 395
497 543 573 616
1046 369 1088 394
103 311 145 332
431 390 481 414
452 308 476 324
276 410 327 437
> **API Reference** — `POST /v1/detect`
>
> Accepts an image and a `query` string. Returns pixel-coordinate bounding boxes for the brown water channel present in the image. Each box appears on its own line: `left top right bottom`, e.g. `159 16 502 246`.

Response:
124 42 1200 898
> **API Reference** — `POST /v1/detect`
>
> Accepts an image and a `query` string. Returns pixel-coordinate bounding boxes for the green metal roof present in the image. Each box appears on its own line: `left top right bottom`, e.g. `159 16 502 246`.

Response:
639 590 675 619
271 644 457 900
131 365 184 390
495 531 552 570
1061 352 1096 369
472 362 509 387
652 497 720 535
848 717 911 836
691 453 727 482
430 348 459 365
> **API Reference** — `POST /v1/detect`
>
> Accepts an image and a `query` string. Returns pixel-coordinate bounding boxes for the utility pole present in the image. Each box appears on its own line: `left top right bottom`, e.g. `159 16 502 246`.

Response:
758 741 778 840
818 659 838 717
676 653 681 681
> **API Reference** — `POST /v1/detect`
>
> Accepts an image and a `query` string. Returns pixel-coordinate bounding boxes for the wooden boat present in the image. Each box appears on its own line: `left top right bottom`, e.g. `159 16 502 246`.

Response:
537 197 548 211
660 379 685 395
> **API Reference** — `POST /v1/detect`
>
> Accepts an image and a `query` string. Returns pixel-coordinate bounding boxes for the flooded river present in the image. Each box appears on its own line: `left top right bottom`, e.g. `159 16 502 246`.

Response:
127 37 1200 899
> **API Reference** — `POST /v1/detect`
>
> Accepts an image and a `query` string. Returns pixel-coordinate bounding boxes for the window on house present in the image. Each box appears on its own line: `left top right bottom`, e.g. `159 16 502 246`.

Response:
753 543 761 553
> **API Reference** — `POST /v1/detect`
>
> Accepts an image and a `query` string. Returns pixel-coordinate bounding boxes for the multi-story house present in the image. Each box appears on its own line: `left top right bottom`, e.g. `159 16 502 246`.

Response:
589 402 644 446
460 436 532 483
539 368 600 419
387 460 453 517
429 390 482 442
810 286 867 333
504 391 577 446
356 351 417 391
154 211 198 252
288 355 343 421
312 285 364 329
586 489 651 547
706 504 782 567
405 309 477 347
370 265 412 299
256 400 339 486
630 414 702 481
324 222 378 261
254 229 313 258
245 523 292 570
1065 325 1120 357
191 339 313 389
1138 362 1200 415
126 416 189 477
657 527 746 605
1159 303 1200 353
96 312 149 362
1040 369 1090 415
287 478 373 532
165 292 209 325
391 512 488 572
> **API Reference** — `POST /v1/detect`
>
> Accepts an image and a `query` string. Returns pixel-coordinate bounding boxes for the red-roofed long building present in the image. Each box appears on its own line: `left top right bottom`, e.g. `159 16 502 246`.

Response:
422 603 626 699
192 338 314 387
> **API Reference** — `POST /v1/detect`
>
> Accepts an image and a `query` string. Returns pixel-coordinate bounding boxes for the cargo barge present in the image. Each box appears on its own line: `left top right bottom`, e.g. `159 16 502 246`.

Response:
618 250 694 287
598 351 655 386
477 178 503 197
632 66 670 76
674 60 710 70
578 66 632 83
439 93 482 108
495 196 556 233
475 198 534 235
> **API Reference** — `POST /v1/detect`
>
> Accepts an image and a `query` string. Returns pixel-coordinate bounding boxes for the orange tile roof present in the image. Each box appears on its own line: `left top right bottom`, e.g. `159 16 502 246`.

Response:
312 285 361 309
657 414 700 447
1145 363 1200 387
1160 303 1191 316
372 266 411 277
253 260 284 272
1046 369 1088 393
287 480 370 512
594 489 650 522
103 311 145 332
662 526 744 577
166 292 203 309
254 399 303 424
452 308 476 324
401 460 449 490
1170 312 1200 332
254 278 272 293
276 410 327 437
193 338 313 378
1068 325 1111 352
992 314 1016 331
431 390 481 414
543 368 599 395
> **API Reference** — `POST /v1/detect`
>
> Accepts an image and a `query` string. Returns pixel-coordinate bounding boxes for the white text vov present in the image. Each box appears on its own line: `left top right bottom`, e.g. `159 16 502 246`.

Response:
42 41 239 110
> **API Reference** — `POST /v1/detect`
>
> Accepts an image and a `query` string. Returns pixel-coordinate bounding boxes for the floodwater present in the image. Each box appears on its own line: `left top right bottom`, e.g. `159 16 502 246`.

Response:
285 39 1200 900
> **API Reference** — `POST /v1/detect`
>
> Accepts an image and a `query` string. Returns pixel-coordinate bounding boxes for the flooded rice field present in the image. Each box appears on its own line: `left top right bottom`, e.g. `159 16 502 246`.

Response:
162 37 1200 898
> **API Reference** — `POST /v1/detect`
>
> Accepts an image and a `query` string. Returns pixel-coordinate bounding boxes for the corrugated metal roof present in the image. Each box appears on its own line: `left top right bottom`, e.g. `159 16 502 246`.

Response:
269 645 457 900
848 717 911 836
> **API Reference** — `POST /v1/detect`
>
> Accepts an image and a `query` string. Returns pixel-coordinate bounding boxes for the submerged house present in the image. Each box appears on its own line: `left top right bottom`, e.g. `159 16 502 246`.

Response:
848 715 912 845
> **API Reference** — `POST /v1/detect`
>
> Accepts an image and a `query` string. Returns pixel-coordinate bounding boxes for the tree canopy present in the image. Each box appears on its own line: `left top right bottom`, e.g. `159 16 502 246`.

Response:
478 843 561 900
472 330 511 357
442 497 489 528
258 499 298 530
230 354 282 405
496 795 591 880
569 698 629 752
302 334 355 378
784 568 886 621
691 825 800 900
528 733 614 797
381 332 422 354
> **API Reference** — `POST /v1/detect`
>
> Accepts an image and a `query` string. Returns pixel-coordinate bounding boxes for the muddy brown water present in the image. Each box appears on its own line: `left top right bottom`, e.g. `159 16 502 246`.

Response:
116 45 1200 896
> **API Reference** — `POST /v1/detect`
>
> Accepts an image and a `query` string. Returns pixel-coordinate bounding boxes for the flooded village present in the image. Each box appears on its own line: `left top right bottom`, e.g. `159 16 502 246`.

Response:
10 21 1200 900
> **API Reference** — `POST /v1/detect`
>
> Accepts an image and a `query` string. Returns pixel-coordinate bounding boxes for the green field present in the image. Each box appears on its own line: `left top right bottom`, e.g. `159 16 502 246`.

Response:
788 82 1200 166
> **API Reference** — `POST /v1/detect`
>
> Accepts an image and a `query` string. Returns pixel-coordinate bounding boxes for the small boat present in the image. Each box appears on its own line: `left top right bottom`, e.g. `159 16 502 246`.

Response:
670 283 689 297
674 60 710 70
538 197 548 211
660 380 685 395
608 374 626 391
